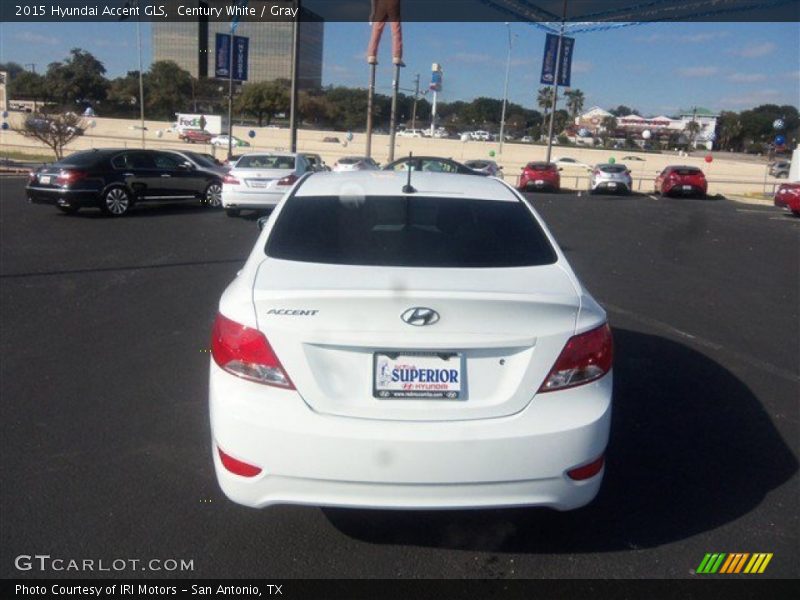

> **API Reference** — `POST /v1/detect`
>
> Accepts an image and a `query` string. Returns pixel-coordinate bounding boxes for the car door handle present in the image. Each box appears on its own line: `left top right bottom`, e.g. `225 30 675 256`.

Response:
161 174 172 178
122 173 134 177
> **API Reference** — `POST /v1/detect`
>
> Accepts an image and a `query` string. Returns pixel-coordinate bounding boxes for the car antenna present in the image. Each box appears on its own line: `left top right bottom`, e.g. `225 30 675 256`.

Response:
402 152 416 194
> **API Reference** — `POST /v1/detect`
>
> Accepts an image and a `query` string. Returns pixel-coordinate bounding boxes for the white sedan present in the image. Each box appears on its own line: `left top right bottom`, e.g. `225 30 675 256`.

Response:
222 152 310 216
209 171 613 510
211 135 251 148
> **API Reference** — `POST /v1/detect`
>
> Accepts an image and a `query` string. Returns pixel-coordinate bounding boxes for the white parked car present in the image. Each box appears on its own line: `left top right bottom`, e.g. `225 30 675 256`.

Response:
211 134 251 148
222 152 310 217
209 171 613 510
332 156 380 172
397 129 425 138
554 157 592 171
472 130 491 141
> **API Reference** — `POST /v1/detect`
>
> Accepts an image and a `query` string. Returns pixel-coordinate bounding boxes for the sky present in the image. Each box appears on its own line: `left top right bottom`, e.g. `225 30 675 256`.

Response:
1 19 798 116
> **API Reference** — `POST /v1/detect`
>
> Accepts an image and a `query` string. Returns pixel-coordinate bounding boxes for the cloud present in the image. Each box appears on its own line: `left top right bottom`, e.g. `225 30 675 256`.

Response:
13 31 59 45
726 73 767 83
572 61 592 74
636 31 729 43
786 70 800 80
719 89 782 108
729 42 777 58
94 38 130 49
676 66 719 77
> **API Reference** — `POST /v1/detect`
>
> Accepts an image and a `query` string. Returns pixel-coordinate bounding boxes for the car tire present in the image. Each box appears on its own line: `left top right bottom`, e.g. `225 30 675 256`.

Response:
204 182 223 208
56 203 80 215
100 186 132 217
225 208 240 218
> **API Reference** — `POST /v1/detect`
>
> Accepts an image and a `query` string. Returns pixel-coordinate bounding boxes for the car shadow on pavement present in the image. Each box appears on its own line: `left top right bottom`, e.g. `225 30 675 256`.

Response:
323 328 798 553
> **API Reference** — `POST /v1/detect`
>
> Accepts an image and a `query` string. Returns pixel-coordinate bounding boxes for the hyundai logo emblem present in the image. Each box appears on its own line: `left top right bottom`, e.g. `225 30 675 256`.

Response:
401 307 440 326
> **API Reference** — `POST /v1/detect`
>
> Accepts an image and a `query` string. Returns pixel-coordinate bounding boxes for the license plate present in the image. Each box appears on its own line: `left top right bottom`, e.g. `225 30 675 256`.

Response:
247 180 269 188
607 182 617 188
682 185 692 191
373 352 463 400
40 175 51 184
535 179 544 185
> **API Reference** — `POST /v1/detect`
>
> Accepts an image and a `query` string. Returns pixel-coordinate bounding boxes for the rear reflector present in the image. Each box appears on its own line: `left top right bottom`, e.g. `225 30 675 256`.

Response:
217 447 262 477
539 323 613 392
567 455 605 481
211 313 294 388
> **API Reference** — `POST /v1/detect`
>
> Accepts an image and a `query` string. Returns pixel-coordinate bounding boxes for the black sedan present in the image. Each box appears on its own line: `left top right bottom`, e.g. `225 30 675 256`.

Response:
26 149 226 216
382 156 483 175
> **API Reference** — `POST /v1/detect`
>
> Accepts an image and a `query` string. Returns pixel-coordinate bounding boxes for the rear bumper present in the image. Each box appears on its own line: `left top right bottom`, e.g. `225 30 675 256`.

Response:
664 183 706 196
591 181 631 193
520 179 559 192
26 186 99 207
222 188 284 209
209 362 612 510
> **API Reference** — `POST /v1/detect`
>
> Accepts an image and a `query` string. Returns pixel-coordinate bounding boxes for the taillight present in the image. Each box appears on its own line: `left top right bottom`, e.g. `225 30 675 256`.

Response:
277 173 298 186
28 170 38 183
56 169 88 185
539 323 613 392
223 174 240 185
593 169 601 177
217 447 262 477
567 454 605 480
210 313 294 388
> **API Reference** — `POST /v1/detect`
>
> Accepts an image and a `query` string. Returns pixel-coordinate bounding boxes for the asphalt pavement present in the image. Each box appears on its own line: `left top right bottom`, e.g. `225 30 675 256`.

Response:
1 178 797 579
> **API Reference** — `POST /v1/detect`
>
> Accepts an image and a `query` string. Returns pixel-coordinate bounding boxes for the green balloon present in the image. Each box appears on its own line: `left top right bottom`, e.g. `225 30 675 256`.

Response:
608 157 616 164
489 150 496 157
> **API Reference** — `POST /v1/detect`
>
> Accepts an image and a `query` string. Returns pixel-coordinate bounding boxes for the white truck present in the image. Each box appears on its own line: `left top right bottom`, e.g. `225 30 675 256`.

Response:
173 113 222 135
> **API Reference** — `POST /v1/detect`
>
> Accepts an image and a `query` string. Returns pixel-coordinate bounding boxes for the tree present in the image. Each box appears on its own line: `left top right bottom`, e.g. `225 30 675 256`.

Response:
8 70 47 103
537 87 554 117
564 89 585 119
610 105 639 117
15 112 86 159
299 90 332 125
145 61 193 120
715 111 743 151
600 115 618 146
0 62 25 80
236 79 290 126
45 48 108 107
685 120 701 149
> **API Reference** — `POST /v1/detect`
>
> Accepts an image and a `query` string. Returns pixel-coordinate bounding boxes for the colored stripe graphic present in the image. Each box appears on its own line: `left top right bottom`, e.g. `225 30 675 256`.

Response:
699 553 773 574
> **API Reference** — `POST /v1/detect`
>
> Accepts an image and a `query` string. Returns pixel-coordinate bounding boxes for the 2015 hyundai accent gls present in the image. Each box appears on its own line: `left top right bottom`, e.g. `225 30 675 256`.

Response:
209 170 612 510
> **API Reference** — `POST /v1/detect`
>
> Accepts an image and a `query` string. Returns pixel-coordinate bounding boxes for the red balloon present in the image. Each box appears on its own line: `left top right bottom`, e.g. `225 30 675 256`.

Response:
705 154 713 163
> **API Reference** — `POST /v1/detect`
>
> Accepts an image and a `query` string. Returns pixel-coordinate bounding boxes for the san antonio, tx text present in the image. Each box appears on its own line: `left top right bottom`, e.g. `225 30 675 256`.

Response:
16 584 278 596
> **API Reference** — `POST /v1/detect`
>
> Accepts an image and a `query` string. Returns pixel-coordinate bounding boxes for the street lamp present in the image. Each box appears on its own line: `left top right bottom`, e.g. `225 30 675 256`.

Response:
498 23 516 155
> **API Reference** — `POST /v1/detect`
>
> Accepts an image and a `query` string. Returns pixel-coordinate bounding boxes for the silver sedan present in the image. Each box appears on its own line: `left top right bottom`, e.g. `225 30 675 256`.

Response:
589 163 633 195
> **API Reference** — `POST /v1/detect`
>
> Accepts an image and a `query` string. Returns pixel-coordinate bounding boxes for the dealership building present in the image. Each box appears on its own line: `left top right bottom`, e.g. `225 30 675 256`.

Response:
575 106 719 150
152 1 323 87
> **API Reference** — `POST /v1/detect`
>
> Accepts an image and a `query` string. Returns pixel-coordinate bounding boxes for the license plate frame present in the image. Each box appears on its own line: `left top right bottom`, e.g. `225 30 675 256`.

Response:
373 351 463 400
40 175 51 184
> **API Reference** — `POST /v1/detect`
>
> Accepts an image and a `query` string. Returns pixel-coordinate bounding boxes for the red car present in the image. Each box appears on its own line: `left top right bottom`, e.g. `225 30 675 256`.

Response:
518 162 561 192
180 129 213 144
774 182 800 216
654 165 708 198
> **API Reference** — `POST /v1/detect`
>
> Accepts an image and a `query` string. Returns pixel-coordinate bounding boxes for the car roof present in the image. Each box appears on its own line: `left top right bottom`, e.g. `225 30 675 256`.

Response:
666 165 702 170
295 171 519 202
237 151 300 157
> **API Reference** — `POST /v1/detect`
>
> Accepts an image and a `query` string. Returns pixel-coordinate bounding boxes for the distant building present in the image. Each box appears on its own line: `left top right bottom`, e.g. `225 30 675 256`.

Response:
574 106 719 149
152 1 323 88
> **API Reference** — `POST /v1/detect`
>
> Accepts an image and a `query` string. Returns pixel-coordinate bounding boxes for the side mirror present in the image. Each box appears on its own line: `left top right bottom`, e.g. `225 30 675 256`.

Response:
257 216 269 231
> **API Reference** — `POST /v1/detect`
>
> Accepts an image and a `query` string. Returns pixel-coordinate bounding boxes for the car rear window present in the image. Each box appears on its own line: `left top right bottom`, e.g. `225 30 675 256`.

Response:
527 163 554 171
236 155 295 169
266 195 557 268
467 161 489 169
674 168 702 176
57 151 106 168
338 157 363 165
600 165 627 173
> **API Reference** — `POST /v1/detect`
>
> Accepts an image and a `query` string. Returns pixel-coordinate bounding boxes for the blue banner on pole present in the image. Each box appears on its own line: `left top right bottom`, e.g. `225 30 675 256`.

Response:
558 36 575 87
540 33 558 85
233 36 249 82
215 33 231 78
215 33 248 81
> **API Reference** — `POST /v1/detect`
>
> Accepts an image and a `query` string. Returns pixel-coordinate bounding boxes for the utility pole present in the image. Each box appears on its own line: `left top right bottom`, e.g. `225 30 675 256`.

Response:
136 14 145 149
227 36 235 160
26 64 38 111
388 62 401 162
366 62 376 158
498 23 514 155
289 1 301 153
411 73 420 130
545 0 568 163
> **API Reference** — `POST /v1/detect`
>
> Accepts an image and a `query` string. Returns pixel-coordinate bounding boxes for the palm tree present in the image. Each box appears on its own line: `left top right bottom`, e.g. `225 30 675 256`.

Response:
600 115 617 147
685 120 701 149
537 87 554 118
564 89 585 119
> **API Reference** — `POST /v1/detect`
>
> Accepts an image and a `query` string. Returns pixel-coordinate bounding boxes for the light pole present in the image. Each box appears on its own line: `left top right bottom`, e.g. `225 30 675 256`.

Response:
545 0 569 163
498 23 515 155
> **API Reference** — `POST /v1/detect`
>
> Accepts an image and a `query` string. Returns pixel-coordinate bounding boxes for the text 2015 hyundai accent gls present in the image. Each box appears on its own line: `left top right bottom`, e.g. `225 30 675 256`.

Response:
209 171 612 510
